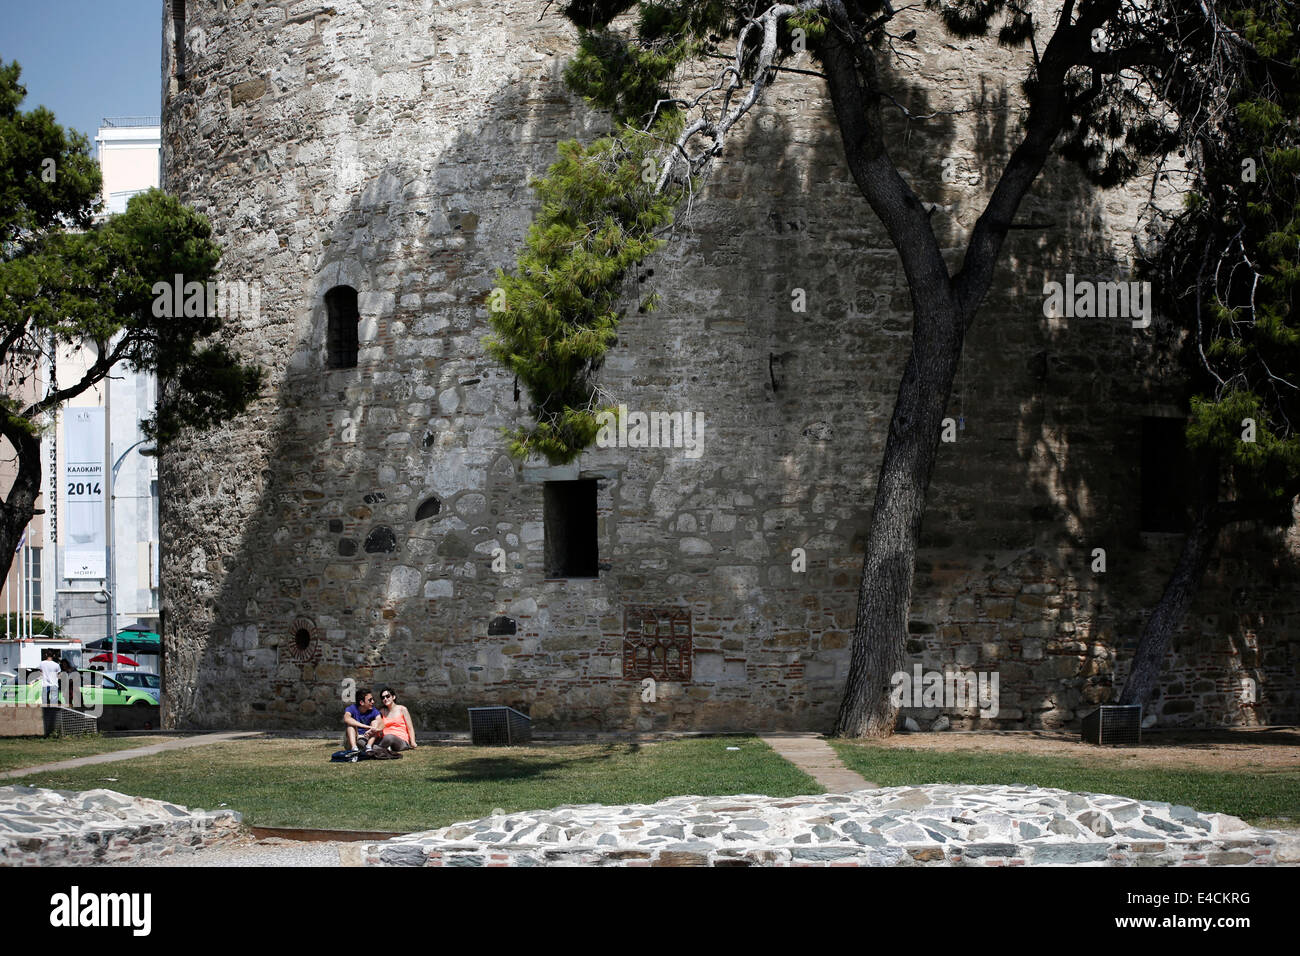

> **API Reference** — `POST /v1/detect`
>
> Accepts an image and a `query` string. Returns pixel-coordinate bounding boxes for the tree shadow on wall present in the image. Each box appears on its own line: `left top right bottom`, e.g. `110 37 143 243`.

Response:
174 26 973 733
914 70 1135 728
915 68 1300 730
168 50 597 729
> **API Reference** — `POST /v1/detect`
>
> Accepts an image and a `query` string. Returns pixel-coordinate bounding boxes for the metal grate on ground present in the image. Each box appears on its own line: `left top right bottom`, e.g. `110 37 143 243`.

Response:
468 706 532 746
49 707 99 737
1081 705 1142 745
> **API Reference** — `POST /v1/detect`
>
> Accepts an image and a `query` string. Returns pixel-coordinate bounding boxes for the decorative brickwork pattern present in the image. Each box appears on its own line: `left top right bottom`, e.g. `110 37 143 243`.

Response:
622 606 692 681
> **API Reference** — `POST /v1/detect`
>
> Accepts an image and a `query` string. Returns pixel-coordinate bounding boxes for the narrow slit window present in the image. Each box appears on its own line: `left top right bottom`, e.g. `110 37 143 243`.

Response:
172 1 187 79
325 285 360 369
543 480 598 578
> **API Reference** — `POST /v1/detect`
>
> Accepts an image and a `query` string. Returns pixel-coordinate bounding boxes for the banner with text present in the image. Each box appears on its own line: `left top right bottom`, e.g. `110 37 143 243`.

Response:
63 407 105 579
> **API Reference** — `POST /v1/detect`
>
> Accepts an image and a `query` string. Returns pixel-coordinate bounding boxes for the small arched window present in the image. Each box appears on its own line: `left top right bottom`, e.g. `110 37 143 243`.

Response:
325 285 360 369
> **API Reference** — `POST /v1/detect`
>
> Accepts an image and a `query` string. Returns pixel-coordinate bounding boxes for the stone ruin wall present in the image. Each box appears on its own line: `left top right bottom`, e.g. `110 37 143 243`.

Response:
158 0 1299 732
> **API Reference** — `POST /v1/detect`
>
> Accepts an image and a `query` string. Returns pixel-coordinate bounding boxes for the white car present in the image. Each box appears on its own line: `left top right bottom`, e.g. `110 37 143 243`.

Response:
103 670 162 695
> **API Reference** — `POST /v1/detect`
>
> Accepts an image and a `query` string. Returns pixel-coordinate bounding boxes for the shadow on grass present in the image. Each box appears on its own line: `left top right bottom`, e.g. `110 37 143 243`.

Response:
881 727 1300 748
1139 728 1300 748
427 742 641 783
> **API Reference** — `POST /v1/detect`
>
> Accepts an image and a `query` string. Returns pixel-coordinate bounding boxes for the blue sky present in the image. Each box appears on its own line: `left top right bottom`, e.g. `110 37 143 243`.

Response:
1 0 161 148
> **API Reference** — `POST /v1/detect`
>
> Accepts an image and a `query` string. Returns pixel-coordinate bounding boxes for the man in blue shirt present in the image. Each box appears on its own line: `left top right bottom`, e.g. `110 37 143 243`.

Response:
343 688 381 751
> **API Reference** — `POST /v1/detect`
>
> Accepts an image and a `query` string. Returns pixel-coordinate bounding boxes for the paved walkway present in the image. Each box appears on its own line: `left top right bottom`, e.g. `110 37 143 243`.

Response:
759 733 877 792
0 731 262 781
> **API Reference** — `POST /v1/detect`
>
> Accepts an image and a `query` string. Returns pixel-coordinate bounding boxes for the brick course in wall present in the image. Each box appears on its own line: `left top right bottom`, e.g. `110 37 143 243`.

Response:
158 1 1300 732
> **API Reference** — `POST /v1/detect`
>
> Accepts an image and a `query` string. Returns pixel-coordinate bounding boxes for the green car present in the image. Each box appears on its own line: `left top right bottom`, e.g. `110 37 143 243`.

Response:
0 670 159 707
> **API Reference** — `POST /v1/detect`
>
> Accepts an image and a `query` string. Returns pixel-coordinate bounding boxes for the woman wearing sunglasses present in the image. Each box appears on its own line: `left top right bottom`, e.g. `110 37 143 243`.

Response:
368 687 418 757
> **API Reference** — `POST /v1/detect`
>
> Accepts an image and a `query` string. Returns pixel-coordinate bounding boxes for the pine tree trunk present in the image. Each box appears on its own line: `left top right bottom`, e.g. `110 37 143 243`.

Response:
833 305 965 737
816 18 1076 737
1118 509 1221 710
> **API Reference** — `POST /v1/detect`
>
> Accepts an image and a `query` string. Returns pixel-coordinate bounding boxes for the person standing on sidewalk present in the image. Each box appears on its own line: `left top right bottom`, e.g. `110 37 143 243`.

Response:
39 650 61 707
58 658 81 708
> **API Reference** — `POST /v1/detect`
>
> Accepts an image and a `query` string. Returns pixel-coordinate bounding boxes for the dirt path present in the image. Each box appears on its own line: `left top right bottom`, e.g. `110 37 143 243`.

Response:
146 834 362 867
760 732 877 791
0 732 264 780
846 727 1300 772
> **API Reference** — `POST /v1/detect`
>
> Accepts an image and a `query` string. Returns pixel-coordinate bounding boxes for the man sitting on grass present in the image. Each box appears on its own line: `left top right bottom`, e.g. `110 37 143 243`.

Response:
343 688 381 752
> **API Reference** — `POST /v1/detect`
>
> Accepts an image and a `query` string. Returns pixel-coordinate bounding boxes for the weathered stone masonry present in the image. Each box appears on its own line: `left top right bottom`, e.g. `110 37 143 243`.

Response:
159 0 1299 731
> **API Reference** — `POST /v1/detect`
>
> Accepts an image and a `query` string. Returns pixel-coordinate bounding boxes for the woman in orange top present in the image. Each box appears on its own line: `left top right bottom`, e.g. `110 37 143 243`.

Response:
369 687 418 756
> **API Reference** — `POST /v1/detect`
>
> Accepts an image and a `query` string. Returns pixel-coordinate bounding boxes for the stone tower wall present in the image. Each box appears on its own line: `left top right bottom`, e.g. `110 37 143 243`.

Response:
159 0 1299 731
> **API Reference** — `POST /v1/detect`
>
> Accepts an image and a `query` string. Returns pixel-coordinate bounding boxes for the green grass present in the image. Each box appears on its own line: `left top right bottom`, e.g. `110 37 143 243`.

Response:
830 741 1300 827
7 735 822 831
0 735 169 773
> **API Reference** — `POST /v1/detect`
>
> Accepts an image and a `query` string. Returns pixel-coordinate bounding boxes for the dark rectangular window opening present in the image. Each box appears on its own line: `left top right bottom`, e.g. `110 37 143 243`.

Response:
544 480 598 578
172 0 187 80
325 285 360 369
1140 417 1191 533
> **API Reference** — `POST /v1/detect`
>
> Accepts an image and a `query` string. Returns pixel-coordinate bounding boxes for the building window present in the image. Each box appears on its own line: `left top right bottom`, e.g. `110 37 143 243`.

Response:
543 480 598 578
325 285 360 369
25 547 41 610
1141 417 1191 532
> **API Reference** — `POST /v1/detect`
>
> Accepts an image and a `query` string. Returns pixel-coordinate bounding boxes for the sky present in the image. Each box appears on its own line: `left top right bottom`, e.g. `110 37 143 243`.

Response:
0 0 161 148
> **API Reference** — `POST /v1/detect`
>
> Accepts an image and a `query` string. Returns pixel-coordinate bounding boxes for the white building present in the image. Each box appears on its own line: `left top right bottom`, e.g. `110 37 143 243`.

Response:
59 118 163 652
94 117 163 217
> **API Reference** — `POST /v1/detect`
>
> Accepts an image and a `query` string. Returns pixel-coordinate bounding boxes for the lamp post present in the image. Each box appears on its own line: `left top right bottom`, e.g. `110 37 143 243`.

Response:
92 586 112 667
102 437 154 671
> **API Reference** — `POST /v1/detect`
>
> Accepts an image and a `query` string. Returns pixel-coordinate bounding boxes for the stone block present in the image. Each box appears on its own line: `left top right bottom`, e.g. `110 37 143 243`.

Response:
231 78 267 106
1029 843 1110 864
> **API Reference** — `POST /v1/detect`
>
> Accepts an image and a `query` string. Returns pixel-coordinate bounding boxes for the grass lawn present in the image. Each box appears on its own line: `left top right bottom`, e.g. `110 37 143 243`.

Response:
6 735 822 831
830 740 1300 827
0 735 169 774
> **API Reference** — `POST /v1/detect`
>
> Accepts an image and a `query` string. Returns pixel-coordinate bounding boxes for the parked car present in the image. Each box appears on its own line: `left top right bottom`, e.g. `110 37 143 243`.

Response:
0 670 158 707
104 670 161 694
